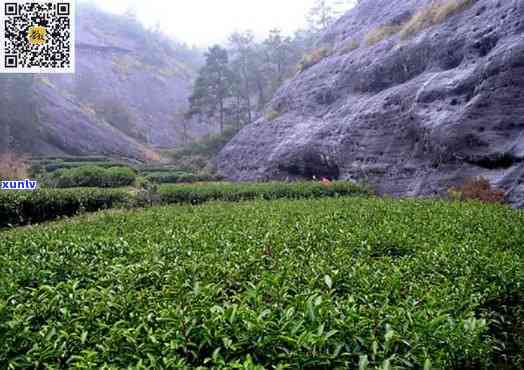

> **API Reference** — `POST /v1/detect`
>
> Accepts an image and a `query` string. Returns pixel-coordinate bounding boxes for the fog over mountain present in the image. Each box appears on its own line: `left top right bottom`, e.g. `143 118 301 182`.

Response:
80 0 359 46
0 4 210 160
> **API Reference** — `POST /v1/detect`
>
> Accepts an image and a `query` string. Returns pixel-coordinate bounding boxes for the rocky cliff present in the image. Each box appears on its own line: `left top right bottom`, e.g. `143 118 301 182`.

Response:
217 0 524 206
0 5 208 160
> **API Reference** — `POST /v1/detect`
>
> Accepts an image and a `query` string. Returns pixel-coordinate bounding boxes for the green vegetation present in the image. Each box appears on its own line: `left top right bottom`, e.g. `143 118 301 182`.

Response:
165 127 240 174
31 155 114 164
39 161 133 174
157 181 370 204
0 197 522 368
0 188 130 228
47 166 136 188
94 99 144 141
297 46 333 72
365 25 402 46
339 39 360 54
186 0 347 132
399 0 475 40
264 109 281 121
363 0 475 47
172 128 240 159
0 181 369 228
145 171 221 184
30 156 135 176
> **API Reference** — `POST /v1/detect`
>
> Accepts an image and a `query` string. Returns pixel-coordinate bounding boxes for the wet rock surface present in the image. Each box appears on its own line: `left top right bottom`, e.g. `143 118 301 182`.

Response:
218 0 524 206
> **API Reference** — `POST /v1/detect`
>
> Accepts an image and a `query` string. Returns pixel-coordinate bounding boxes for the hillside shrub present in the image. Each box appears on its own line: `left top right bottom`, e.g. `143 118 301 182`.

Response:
0 181 369 228
0 152 30 179
170 128 240 160
0 198 522 368
365 25 402 46
339 39 360 54
297 46 333 72
158 181 371 204
105 167 137 187
449 177 506 204
145 171 221 184
43 161 133 173
264 109 281 121
400 0 475 40
49 165 136 188
32 155 111 164
0 188 130 227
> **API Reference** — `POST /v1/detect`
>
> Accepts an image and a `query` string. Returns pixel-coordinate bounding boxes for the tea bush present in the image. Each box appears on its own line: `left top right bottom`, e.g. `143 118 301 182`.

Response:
42 161 133 173
0 181 369 227
49 165 136 188
158 181 371 204
297 46 333 72
0 198 522 368
145 171 221 184
0 188 130 227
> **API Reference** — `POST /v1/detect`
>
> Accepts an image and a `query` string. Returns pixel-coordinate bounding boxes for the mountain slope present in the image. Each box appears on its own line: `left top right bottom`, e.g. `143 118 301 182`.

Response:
0 5 208 160
217 0 524 206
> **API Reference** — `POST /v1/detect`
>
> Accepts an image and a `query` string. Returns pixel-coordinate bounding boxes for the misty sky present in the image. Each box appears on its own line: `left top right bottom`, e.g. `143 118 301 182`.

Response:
80 0 357 47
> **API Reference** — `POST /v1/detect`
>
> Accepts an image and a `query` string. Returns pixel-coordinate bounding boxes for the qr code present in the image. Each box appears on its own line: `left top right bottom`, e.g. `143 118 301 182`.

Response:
1 0 75 73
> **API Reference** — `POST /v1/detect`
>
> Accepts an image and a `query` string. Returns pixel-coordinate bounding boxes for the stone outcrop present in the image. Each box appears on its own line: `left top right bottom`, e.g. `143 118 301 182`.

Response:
217 0 524 206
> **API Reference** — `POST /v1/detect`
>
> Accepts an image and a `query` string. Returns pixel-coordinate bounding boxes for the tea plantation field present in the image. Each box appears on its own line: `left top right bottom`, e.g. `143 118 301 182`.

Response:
0 197 522 369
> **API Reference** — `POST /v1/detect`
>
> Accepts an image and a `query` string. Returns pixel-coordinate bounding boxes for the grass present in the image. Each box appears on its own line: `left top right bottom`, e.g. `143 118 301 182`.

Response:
339 39 360 54
364 0 476 46
0 197 522 368
399 0 476 40
365 25 402 46
297 46 333 72
0 152 30 180
264 109 281 122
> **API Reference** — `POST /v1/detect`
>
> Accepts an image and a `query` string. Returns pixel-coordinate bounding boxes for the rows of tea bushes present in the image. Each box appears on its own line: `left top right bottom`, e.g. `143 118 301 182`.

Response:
41 161 133 173
144 171 221 184
158 181 370 204
0 198 522 368
0 188 130 228
0 181 370 227
47 165 137 188
30 156 136 175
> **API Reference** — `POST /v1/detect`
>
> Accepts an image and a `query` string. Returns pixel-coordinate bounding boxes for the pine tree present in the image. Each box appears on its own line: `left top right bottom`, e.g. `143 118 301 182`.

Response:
229 31 256 124
187 45 234 133
307 0 340 33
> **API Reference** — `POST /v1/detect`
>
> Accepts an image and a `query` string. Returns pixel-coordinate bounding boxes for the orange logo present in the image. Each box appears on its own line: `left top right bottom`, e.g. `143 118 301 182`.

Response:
28 25 46 45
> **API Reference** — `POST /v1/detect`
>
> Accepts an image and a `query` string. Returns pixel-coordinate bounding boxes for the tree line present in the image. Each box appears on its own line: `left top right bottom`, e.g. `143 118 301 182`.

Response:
183 0 356 137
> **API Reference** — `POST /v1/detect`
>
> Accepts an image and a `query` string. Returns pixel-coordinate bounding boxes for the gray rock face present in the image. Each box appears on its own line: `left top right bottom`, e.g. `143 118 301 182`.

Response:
218 0 524 206
1 5 210 160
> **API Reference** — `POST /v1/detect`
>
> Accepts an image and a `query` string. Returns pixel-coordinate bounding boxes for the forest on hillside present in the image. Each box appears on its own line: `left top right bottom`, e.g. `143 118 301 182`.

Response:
182 0 356 137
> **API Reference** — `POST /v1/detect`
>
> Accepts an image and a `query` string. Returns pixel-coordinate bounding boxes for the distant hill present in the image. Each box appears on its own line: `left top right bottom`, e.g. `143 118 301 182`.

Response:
0 4 212 160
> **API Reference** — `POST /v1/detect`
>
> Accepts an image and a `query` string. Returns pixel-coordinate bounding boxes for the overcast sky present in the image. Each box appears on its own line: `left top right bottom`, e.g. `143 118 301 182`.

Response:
80 0 357 47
